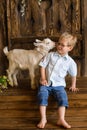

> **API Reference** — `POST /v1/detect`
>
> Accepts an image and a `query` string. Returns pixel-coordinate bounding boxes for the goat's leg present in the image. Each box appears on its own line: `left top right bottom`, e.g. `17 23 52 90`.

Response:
13 69 18 86
29 69 36 89
7 62 18 87
35 69 40 88
7 69 14 86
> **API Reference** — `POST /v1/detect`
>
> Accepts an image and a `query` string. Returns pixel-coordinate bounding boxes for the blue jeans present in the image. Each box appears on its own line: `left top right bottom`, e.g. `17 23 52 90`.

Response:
37 86 68 108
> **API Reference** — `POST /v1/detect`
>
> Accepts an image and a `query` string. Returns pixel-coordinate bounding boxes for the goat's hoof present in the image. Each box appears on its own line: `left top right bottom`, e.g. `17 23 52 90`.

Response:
31 86 36 90
9 83 14 87
14 84 18 87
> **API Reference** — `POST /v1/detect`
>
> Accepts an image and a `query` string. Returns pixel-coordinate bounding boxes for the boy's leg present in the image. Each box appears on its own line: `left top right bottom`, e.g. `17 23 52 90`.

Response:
37 86 51 128
37 105 47 128
53 86 71 128
57 106 71 128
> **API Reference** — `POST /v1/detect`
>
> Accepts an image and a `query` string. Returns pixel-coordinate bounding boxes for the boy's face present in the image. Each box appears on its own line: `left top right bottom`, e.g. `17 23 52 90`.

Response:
56 39 73 56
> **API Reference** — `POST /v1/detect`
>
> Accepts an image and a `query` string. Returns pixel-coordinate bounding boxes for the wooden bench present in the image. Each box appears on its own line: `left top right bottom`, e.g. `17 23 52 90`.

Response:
0 77 86 130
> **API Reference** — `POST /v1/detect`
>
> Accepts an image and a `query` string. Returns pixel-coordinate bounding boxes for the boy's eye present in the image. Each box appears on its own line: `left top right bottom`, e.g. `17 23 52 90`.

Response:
58 43 69 47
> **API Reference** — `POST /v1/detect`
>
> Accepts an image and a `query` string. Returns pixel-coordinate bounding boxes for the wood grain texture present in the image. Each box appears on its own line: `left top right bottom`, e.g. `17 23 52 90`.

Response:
0 77 86 129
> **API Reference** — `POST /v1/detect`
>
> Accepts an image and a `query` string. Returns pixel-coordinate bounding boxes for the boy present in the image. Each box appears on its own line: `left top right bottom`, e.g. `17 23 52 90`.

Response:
37 32 79 129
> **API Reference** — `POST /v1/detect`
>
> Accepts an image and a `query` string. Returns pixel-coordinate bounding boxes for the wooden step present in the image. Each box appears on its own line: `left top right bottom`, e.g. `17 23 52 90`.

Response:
0 77 86 130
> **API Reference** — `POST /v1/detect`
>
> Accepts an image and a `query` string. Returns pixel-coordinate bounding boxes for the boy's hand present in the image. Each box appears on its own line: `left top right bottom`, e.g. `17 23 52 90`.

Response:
40 78 48 86
69 86 79 92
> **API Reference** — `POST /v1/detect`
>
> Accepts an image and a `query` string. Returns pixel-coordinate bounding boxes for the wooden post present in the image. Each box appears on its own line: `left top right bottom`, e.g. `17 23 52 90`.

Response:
82 0 87 76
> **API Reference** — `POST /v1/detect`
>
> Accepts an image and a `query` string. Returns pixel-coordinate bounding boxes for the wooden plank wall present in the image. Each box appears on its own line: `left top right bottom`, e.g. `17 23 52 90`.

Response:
0 0 85 76
0 0 8 75
6 0 83 76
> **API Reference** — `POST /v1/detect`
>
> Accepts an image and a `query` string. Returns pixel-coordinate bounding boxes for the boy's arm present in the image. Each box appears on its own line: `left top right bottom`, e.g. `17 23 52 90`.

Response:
40 67 48 86
69 76 79 92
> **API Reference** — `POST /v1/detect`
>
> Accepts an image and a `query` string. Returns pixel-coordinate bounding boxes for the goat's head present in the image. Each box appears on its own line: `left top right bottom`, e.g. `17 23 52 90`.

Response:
33 38 55 51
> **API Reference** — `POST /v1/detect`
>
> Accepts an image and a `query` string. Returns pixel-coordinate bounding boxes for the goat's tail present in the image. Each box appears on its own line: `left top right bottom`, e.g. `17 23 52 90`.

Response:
3 46 9 56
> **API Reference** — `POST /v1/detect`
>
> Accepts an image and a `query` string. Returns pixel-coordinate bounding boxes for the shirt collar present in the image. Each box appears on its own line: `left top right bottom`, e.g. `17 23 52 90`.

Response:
54 51 69 60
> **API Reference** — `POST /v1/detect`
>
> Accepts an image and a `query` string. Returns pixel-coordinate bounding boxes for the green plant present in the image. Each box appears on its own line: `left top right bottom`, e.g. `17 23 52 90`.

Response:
0 75 10 92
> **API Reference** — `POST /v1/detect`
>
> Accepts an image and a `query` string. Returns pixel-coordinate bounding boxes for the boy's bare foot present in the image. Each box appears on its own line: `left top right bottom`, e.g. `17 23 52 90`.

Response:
57 119 71 129
37 119 47 129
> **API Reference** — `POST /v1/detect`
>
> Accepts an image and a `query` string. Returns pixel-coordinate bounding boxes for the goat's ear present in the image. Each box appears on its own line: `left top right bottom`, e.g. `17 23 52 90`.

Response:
33 42 40 46
35 39 42 43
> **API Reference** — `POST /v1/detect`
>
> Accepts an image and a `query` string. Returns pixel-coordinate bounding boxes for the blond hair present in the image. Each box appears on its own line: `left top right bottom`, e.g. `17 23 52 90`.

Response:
59 32 77 48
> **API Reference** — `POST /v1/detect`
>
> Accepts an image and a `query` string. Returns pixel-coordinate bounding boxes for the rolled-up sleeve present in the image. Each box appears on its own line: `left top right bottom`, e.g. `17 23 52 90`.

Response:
39 53 51 68
68 61 77 76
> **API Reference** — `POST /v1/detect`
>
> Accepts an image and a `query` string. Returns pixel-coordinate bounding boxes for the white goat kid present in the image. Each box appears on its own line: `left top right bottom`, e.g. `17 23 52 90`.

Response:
3 38 55 89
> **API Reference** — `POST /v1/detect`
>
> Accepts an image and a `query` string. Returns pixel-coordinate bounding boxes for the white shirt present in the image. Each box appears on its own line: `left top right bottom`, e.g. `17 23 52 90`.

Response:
39 52 77 87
